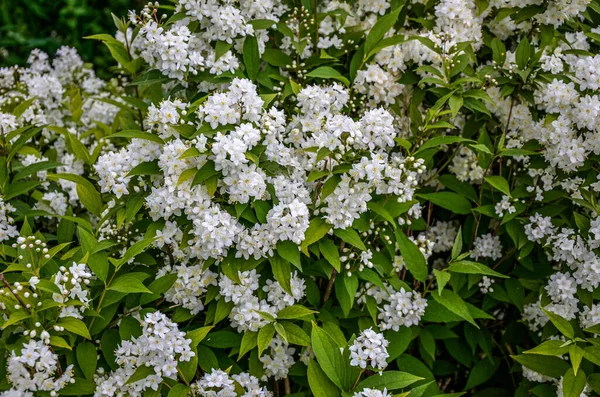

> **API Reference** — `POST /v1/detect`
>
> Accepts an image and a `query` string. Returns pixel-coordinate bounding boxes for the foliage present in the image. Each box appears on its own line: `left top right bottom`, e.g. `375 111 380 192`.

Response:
1 0 600 396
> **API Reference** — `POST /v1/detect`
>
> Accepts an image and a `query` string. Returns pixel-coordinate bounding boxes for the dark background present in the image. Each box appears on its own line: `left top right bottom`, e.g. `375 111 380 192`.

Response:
0 0 145 75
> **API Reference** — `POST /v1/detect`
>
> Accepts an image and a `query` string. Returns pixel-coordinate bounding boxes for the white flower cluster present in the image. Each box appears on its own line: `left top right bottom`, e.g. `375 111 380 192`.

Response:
128 0 285 80
353 388 392 397
4 339 75 396
190 369 271 396
158 263 218 314
95 311 194 397
349 328 390 371
471 233 503 261
219 269 305 332
52 262 94 319
379 287 428 330
259 335 296 381
0 198 18 242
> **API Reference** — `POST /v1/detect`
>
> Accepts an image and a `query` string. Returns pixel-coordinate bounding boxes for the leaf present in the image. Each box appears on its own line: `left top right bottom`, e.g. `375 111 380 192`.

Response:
432 290 477 328
365 6 403 56
308 359 340 397
524 339 570 356
187 326 213 348
270 254 293 295
277 305 317 320
396 230 428 282
434 269 451 295
447 261 508 278
464 359 499 390
333 228 366 251
125 365 155 385
511 353 570 378
168 384 190 397
277 240 302 270
108 130 164 144
311 325 345 389
542 308 574 339
58 317 91 340
108 274 152 294
243 35 260 80
417 192 471 214
319 238 341 272
335 273 358 317
59 378 97 395
301 218 332 255
516 37 530 69
357 371 423 391
49 335 72 350
239 332 258 359
13 161 62 181
76 342 97 380
5 181 41 200
306 66 350 86
562 368 586 397
258 323 275 357
47 173 103 215
1 310 30 329
281 322 311 346
484 176 511 196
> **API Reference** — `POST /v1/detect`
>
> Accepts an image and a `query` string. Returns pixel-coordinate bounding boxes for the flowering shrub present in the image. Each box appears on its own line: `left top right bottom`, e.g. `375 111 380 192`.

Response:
2 0 600 396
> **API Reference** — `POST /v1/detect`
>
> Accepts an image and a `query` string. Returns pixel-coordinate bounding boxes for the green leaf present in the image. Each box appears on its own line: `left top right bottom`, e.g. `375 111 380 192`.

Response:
511 354 570 378
464 359 499 390
432 290 477 328
76 342 97 380
484 176 511 196
516 37 530 69
5 181 41 200
308 359 340 397
108 130 164 144
108 274 152 294
243 35 260 80
47 173 103 215
335 273 358 317
58 317 91 340
13 161 62 181
281 321 311 346
59 378 97 395
1 310 30 329
277 305 317 320
306 66 350 86
277 240 302 270
271 254 293 295
187 326 213 348
239 331 258 359
357 371 423 391
542 308 574 339
319 238 341 272
524 340 570 356
258 323 275 357
168 384 190 397
125 365 155 385
417 192 471 214
396 230 428 282
301 218 332 255
311 325 345 389
433 269 451 295
333 228 367 251
364 6 403 56
562 368 586 397
447 261 508 278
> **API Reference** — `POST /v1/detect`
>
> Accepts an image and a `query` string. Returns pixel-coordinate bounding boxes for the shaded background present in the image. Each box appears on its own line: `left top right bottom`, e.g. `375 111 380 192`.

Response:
0 0 145 76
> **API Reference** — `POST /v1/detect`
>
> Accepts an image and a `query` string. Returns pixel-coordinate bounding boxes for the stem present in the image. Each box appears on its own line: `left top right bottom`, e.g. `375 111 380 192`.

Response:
322 268 337 304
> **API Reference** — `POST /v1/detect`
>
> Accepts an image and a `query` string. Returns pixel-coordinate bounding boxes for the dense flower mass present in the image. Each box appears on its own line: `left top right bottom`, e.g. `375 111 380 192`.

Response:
0 0 600 396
